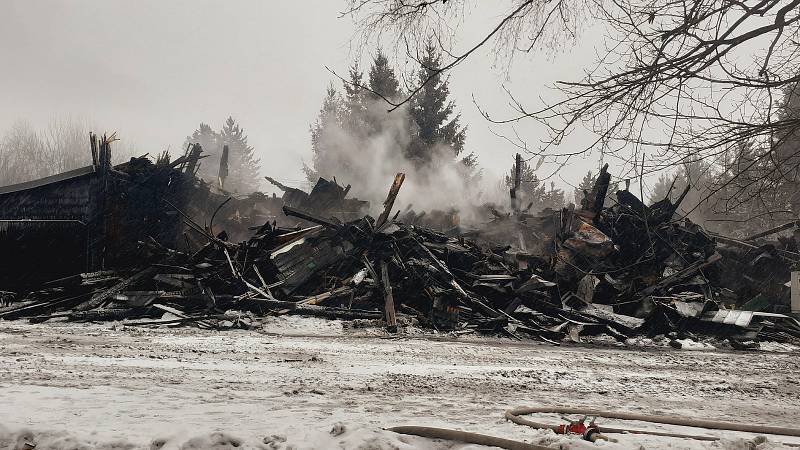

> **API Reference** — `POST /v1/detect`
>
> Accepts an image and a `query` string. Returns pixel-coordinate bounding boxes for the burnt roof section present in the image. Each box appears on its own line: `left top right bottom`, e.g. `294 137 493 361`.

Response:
0 165 96 196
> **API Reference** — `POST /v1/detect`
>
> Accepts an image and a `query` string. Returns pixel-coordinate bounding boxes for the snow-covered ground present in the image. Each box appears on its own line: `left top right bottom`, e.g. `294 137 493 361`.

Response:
1 318 799 449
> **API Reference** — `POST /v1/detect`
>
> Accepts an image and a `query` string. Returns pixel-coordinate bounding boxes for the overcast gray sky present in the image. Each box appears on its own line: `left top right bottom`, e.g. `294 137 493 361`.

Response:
0 0 608 197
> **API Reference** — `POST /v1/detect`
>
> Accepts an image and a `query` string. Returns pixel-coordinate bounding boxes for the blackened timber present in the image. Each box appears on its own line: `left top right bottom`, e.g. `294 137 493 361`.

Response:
265 176 292 192
649 183 691 223
182 143 204 176
511 153 522 213
376 173 405 229
282 205 340 229
588 163 610 214
380 260 397 331
0 293 90 320
271 237 345 294
635 252 722 298
74 267 158 311
67 308 144 322
616 190 648 217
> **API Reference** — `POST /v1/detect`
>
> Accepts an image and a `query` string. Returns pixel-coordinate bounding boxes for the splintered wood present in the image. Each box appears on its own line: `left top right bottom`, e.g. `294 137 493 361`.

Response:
376 173 405 229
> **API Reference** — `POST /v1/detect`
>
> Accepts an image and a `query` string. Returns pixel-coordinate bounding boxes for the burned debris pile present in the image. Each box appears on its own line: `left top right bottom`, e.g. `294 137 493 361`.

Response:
1 156 799 348
265 175 369 223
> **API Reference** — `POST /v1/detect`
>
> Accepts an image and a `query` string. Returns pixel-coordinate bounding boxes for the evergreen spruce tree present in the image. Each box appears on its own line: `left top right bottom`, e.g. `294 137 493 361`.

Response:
362 51 404 138
218 117 261 193
408 44 471 169
342 63 367 135
304 49 482 194
305 84 344 181
368 50 400 102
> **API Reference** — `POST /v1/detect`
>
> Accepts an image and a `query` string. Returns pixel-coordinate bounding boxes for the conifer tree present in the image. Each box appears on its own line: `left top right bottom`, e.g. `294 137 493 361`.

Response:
218 117 261 193
408 44 471 169
304 48 482 191
305 84 344 181
368 50 400 102
361 51 404 138
342 63 367 135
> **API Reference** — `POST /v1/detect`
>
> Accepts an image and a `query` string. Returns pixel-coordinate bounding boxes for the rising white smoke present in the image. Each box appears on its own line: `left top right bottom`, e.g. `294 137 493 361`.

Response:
309 99 505 225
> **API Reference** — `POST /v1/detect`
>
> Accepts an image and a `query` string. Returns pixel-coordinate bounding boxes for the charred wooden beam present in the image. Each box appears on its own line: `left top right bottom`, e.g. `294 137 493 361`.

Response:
380 260 397 332
587 163 610 214
376 173 406 229
282 205 340 229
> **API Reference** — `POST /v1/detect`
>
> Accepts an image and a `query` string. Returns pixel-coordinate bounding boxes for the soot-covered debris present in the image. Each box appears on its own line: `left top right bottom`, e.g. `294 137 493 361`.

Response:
1 149 799 348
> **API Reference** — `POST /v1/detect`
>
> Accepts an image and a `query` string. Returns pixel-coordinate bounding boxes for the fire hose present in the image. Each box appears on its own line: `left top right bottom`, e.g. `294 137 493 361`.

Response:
388 406 800 450
387 426 550 450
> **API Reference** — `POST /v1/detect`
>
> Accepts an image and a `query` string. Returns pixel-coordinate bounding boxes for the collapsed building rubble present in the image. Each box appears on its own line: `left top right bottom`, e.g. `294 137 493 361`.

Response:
1 146 799 348
0 135 208 287
265 175 369 223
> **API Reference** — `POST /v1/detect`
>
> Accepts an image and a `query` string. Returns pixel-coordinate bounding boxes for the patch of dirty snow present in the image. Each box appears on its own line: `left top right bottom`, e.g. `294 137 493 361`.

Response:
624 337 659 347
675 338 717 350
259 315 346 335
759 341 800 353
257 314 440 339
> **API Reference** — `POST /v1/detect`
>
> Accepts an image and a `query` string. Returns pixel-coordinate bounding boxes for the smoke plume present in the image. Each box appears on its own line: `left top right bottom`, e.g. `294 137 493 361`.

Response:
309 99 503 225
